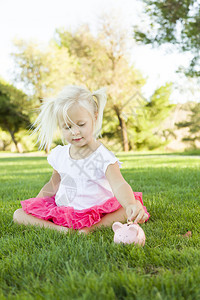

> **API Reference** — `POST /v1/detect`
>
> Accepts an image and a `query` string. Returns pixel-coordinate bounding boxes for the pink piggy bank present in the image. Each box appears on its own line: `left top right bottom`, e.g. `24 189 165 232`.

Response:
112 222 146 246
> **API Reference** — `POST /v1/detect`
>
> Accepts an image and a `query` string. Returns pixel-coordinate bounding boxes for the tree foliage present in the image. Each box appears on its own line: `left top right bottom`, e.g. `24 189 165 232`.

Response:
134 0 200 77
126 83 174 149
0 80 31 152
176 102 200 147
54 23 147 151
11 16 174 151
12 39 77 102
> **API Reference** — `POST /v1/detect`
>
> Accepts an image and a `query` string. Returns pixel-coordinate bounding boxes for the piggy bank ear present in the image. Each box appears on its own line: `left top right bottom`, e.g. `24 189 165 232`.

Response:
128 225 138 235
112 222 123 232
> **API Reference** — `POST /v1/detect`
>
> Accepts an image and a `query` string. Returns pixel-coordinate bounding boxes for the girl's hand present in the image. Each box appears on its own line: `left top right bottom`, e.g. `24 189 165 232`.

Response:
126 201 148 224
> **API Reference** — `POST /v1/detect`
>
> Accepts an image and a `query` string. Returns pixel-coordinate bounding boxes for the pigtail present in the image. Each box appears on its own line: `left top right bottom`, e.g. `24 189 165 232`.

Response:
32 98 57 151
92 87 107 138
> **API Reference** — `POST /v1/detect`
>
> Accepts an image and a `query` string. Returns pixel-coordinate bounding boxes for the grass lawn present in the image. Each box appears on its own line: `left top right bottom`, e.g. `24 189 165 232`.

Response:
0 152 200 299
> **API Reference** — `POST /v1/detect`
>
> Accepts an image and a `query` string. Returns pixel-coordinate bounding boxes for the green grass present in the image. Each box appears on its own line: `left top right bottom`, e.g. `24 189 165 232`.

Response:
0 153 200 300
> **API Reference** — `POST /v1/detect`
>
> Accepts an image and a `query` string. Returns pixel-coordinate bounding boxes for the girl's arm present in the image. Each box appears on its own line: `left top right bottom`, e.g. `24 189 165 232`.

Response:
105 162 148 224
36 169 61 198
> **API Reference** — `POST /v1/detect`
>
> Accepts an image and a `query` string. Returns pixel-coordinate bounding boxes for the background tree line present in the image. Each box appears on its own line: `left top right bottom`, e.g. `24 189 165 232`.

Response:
133 0 200 148
0 9 199 152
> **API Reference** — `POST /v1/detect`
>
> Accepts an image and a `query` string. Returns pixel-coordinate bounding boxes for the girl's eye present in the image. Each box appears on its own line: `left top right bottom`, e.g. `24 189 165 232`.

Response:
63 123 85 130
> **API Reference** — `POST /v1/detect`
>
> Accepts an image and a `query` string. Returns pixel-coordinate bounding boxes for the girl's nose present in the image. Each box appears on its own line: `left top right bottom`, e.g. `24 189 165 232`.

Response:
71 125 80 135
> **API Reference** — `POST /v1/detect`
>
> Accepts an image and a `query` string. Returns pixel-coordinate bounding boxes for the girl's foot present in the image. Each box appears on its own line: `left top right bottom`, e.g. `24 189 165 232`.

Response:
78 227 91 235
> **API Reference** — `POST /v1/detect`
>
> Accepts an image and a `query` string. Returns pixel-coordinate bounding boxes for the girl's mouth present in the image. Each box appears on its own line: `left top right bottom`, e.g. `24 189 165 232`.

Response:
73 138 82 142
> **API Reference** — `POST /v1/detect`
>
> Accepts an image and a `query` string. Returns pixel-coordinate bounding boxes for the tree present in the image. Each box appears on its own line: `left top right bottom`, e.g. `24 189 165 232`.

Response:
0 80 31 152
55 23 174 151
11 15 173 151
176 102 200 147
126 83 174 150
133 0 200 77
11 39 77 103
54 22 146 151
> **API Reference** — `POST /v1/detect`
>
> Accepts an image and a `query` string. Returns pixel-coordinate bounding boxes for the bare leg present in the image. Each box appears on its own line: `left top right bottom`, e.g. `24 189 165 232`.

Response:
13 207 127 235
79 207 127 234
13 208 68 233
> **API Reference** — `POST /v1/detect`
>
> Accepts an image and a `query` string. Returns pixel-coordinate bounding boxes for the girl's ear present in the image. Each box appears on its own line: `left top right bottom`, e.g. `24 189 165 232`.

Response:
95 112 98 121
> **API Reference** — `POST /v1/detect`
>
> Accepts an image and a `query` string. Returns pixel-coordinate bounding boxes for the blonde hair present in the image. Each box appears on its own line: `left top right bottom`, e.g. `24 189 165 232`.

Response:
32 85 107 151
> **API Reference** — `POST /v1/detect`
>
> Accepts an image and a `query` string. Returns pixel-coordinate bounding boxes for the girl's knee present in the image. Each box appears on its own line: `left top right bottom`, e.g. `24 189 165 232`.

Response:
13 208 24 223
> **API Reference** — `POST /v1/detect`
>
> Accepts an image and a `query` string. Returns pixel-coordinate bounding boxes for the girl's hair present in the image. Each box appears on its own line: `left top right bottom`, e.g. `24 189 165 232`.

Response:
32 85 107 151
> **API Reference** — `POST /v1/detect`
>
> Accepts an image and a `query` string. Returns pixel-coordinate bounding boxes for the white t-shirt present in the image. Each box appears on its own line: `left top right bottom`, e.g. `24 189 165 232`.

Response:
47 143 122 210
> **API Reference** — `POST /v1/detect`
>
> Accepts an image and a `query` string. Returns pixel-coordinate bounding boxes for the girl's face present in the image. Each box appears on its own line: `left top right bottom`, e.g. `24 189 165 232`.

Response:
60 103 96 147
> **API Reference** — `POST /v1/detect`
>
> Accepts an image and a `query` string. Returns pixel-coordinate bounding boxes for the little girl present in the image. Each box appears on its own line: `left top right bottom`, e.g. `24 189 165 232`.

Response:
13 85 150 234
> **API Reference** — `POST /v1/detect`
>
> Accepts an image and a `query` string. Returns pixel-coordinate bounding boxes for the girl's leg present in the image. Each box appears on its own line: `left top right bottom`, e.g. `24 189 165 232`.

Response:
13 208 68 233
80 207 127 234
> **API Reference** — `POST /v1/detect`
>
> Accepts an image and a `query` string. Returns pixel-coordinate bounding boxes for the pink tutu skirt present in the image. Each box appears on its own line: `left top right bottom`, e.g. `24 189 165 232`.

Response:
21 192 150 230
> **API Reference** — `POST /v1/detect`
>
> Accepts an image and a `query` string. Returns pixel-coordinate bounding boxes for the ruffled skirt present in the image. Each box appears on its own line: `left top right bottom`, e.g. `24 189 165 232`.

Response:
21 192 150 230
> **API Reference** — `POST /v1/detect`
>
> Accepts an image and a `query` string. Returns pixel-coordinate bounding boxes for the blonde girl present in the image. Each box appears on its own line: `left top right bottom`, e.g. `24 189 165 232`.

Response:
13 85 150 234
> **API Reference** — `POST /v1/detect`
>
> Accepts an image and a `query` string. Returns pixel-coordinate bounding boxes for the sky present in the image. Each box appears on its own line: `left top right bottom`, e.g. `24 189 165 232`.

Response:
0 0 199 103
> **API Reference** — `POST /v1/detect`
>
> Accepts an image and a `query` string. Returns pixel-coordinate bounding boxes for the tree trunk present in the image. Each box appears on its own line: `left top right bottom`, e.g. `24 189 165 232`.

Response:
114 105 129 152
120 117 129 152
9 130 22 153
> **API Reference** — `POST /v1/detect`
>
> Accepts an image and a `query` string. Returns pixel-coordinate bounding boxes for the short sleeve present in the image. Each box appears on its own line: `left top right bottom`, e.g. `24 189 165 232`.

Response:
100 146 123 174
47 145 62 170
